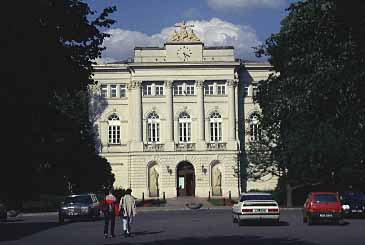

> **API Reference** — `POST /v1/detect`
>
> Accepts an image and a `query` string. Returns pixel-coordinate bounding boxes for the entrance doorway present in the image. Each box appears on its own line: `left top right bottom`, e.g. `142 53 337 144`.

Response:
176 161 195 197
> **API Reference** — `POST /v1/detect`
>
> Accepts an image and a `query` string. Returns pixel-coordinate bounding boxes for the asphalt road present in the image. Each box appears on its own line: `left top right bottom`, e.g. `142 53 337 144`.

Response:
0 209 364 245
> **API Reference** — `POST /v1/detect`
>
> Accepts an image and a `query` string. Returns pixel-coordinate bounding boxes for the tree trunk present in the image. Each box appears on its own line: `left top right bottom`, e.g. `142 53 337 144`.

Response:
286 183 293 208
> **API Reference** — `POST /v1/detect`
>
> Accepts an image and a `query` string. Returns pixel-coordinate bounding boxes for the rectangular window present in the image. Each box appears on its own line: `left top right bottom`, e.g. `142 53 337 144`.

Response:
108 125 120 144
210 122 222 142
252 86 258 97
244 86 249 97
120 84 126 97
217 84 226 95
110 85 117 98
147 123 160 142
156 85 164 96
174 84 184 95
143 84 153 96
250 124 261 141
186 84 195 95
179 122 191 142
205 84 214 95
101 85 108 98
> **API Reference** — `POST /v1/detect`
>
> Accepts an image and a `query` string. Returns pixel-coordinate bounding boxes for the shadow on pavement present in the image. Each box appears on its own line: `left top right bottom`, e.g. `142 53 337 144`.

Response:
131 230 163 236
0 221 61 241
238 221 289 226
307 221 350 226
106 235 316 245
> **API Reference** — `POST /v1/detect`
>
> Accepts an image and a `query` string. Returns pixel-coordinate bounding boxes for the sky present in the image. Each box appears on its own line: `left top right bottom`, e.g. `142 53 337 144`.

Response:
84 0 298 63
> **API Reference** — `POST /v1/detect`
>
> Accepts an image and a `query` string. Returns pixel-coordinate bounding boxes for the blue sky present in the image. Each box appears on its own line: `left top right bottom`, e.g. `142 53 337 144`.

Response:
84 0 298 62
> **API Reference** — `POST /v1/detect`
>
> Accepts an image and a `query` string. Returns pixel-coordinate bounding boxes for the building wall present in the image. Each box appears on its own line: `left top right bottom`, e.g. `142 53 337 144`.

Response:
92 44 277 198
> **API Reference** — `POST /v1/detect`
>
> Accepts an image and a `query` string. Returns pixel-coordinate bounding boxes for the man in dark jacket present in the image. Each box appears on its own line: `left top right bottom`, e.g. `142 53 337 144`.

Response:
103 189 117 238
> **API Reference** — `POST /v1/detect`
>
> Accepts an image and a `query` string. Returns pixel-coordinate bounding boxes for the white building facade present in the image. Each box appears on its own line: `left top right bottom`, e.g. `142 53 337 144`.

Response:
92 23 277 199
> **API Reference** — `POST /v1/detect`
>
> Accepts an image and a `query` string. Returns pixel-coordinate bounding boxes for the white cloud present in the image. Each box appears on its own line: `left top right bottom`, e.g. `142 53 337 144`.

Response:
206 0 287 10
99 18 261 63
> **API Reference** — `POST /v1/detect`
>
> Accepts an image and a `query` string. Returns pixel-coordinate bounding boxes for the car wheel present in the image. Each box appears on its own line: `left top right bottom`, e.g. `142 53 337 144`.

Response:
232 215 237 223
303 216 307 223
337 219 344 225
307 217 314 226
58 215 65 224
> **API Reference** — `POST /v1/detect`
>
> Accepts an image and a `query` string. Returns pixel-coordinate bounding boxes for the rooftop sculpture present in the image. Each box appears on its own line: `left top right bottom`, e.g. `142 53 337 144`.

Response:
168 21 201 42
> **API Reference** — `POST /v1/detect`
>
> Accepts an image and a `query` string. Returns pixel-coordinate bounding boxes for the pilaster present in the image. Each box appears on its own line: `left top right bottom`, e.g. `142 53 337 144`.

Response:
196 80 206 151
227 79 236 142
164 80 175 151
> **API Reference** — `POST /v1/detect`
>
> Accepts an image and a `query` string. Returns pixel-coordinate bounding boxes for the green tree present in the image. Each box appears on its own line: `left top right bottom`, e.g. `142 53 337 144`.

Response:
0 1 116 207
247 0 365 207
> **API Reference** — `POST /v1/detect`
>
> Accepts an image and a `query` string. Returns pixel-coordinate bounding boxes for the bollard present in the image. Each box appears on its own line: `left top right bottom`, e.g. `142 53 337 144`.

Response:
163 192 165 201
157 190 160 206
223 198 226 206
208 191 211 200
142 192 144 203
229 191 231 200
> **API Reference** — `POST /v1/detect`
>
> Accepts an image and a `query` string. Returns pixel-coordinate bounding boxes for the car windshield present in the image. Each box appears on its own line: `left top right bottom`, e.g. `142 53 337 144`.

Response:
240 194 274 202
64 195 92 204
313 194 338 203
341 192 365 202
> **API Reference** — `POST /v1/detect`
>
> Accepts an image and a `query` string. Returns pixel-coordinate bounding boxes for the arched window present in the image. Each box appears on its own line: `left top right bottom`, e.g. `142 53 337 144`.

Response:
209 112 222 142
147 112 160 143
249 113 261 141
178 112 191 142
108 114 120 144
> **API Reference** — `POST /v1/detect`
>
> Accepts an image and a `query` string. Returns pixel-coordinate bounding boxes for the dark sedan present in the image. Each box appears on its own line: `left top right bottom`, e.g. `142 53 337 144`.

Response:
0 200 6 222
340 192 365 217
58 193 101 223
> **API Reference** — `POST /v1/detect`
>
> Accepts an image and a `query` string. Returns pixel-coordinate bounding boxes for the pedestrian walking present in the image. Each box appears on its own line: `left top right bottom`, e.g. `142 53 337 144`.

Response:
119 188 136 237
102 189 117 238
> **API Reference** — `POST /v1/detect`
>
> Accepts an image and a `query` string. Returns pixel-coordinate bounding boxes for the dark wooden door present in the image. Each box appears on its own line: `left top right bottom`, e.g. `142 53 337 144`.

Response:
177 162 195 197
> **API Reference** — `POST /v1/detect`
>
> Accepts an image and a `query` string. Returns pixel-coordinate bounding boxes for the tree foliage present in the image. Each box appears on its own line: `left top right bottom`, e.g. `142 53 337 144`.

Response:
247 0 365 203
0 1 116 206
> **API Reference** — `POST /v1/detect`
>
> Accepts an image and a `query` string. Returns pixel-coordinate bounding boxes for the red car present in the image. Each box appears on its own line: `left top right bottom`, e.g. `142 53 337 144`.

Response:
303 192 343 225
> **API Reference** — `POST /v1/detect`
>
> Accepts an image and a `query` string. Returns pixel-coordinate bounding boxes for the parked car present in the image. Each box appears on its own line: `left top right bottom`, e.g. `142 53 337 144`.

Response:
58 193 101 223
340 191 365 217
303 192 343 225
232 192 280 225
0 200 7 222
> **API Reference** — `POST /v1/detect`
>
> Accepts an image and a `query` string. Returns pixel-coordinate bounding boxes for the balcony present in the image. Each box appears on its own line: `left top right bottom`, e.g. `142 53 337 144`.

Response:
143 143 164 152
207 142 227 151
175 143 196 151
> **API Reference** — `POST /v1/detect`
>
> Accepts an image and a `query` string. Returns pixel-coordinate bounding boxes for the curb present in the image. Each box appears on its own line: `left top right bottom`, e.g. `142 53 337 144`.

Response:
18 212 58 217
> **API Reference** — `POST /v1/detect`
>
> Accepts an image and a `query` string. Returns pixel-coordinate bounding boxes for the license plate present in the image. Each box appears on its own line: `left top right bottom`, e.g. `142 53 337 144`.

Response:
351 210 363 213
319 213 333 217
254 209 267 213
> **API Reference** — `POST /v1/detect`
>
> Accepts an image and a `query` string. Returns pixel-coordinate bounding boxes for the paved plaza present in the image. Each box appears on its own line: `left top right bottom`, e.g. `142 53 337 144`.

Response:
1 209 365 245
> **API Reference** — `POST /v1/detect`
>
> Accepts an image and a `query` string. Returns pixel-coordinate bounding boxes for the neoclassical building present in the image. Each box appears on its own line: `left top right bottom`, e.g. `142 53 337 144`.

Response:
91 22 277 198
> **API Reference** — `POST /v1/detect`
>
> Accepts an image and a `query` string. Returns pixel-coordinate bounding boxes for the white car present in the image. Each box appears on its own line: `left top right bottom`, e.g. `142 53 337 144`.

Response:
232 192 280 225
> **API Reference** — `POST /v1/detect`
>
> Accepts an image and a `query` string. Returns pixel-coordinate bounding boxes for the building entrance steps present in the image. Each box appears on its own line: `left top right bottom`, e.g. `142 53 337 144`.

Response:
165 196 214 209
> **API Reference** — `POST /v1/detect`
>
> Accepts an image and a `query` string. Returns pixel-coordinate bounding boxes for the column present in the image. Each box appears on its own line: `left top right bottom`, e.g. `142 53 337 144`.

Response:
165 80 174 141
196 80 205 150
129 80 143 151
228 80 236 141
